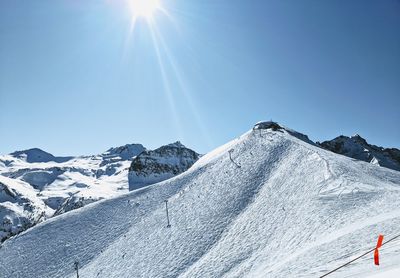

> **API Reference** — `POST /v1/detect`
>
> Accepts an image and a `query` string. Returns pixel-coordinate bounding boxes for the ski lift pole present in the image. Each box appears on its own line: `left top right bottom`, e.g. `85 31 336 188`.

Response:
228 149 241 168
74 261 79 278
164 200 171 228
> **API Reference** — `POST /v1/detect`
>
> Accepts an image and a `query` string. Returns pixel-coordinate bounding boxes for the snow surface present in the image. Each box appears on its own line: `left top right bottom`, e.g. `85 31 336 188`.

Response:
369 267 400 278
0 150 133 243
0 143 198 242
0 127 400 277
0 176 52 242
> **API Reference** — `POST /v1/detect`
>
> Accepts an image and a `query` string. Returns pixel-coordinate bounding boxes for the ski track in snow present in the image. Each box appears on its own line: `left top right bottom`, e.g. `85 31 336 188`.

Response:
0 128 400 278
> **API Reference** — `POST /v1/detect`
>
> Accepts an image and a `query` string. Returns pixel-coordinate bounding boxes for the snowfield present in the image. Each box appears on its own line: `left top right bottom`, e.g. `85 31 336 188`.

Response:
0 125 399 277
0 143 198 242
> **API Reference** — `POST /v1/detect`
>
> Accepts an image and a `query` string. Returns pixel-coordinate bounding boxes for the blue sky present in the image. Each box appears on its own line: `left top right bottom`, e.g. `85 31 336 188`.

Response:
1 0 399 155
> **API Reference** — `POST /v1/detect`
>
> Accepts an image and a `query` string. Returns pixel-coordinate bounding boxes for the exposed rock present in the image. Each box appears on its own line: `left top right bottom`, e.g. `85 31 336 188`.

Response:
128 142 200 191
318 135 400 171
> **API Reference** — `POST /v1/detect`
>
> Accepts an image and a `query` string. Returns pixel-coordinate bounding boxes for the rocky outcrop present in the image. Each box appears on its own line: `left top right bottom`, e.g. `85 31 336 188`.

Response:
128 142 200 191
318 135 400 171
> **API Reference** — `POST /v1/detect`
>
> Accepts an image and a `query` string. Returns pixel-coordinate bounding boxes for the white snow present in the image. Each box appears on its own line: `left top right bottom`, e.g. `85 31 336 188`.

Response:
369 267 400 278
0 143 199 242
0 128 399 277
0 147 138 242
0 176 53 241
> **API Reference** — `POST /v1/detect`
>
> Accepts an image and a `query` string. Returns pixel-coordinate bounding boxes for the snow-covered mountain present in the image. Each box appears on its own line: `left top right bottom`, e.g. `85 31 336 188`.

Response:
0 176 51 242
318 135 400 171
128 141 200 191
1 122 399 277
0 143 199 242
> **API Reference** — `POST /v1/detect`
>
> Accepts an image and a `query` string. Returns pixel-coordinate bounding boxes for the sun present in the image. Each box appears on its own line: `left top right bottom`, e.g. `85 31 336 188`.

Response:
129 0 161 20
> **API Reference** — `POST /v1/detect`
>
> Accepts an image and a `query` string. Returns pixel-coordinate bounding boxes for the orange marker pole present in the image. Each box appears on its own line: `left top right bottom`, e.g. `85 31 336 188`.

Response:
374 234 384 266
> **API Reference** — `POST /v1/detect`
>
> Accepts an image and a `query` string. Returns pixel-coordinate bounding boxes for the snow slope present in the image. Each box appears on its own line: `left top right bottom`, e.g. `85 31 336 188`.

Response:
0 145 142 242
0 176 52 242
1 124 400 278
0 143 198 242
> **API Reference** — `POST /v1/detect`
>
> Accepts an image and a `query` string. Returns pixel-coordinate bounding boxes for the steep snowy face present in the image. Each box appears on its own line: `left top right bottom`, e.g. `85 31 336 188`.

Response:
1 125 399 278
128 141 200 191
0 176 52 243
318 135 400 171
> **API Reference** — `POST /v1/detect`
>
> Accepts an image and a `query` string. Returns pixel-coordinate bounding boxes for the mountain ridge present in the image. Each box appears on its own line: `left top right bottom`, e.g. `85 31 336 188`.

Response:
1 122 399 277
0 141 199 243
318 134 400 171
1 124 399 251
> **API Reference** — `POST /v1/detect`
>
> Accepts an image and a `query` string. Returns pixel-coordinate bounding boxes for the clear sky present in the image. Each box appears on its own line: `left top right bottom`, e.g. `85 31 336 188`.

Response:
0 0 399 156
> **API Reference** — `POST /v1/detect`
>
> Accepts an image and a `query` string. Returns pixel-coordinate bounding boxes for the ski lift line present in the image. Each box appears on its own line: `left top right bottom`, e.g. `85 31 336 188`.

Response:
380 238 400 251
320 233 400 278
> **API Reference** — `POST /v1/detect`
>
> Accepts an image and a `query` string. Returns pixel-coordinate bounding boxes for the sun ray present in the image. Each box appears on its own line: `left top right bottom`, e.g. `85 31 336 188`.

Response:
152 23 214 148
148 25 185 142
121 0 211 146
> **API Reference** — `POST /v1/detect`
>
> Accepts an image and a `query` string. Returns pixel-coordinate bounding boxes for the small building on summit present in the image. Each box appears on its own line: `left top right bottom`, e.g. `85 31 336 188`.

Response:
253 121 282 131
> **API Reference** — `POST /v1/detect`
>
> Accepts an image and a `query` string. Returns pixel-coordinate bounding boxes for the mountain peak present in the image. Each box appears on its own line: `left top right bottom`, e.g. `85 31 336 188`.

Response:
318 135 400 171
166 141 186 148
102 144 145 160
9 148 66 163
128 142 200 191
253 121 314 145
350 134 368 144
9 148 76 163
253 121 282 130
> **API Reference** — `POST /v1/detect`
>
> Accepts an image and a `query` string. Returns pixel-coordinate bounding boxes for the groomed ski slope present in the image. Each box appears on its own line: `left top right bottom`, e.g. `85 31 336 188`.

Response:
1 127 400 278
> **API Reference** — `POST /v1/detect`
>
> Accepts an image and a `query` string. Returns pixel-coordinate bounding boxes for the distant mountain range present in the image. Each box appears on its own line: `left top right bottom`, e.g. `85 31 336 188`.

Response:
0 129 398 244
0 142 199 242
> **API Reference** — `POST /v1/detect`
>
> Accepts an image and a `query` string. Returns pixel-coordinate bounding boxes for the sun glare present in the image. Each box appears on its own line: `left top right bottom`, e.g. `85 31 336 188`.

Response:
122 0 209 144
129 0 161 20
